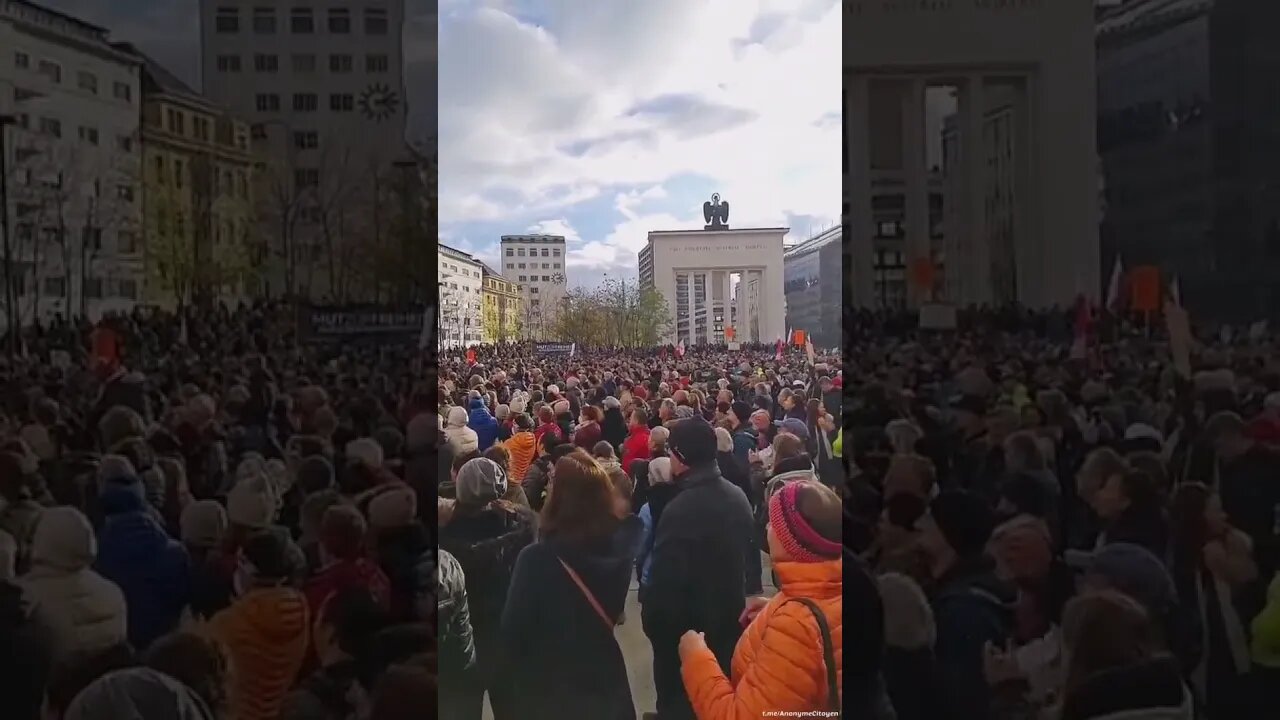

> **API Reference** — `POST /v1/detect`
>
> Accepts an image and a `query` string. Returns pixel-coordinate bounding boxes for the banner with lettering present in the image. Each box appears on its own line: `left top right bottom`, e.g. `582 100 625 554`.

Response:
300 305 432 344
535 342 576 357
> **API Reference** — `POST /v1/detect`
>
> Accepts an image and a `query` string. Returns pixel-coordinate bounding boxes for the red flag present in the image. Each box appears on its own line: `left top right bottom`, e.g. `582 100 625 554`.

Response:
775 338 784 361
466 348 476 365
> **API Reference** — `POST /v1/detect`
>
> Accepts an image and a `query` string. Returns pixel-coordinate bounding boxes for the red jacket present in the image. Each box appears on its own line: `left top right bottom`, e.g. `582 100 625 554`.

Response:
621 425 651 475
535 421 563 447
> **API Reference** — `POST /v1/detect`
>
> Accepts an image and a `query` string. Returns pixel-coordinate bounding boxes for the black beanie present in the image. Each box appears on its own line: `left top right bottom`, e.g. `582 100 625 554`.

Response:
730 401 752 426
668 418 719 467
929 490 994 557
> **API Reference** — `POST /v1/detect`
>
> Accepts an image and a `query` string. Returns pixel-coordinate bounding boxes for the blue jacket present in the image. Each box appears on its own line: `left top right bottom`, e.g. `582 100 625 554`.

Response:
95 482 191 651
468 397 500 451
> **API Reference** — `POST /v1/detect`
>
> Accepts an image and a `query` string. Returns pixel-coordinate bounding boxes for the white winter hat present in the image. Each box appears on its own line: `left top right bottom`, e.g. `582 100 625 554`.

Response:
180 500 228 549
346 438 384 469
227 474 276 528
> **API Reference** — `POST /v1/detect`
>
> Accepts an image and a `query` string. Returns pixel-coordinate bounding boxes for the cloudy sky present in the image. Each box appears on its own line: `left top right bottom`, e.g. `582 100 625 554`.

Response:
438 0 841 285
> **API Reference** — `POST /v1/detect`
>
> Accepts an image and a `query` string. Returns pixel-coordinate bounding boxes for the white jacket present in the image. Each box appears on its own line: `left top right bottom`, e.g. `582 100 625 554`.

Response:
18 507 127 668
445 406 479 456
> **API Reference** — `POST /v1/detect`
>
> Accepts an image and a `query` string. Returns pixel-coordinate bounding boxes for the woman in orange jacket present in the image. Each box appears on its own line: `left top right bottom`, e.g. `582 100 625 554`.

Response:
505 414 538 485
679 479 842 719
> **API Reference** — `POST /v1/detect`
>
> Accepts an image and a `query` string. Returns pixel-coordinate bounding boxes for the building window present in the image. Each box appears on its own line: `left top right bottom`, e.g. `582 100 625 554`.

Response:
517 249 525 256
293 93 318 112
118 135 133 152
254 54 278 72
216 7 239 33
118 231 138 254
154 155 165 180
83 277 102 299
329 54 353 73
328 8 351 33
328 93 353 112
256 94 280 112
77 71 98 94
519 275 527 282
293 130 318 149
82 226 102 251
216 55 241 72
553 249 561 256
252 7 276 34
14 51 29 69
366 54 389 73
39 117 61 138
113 82 131 102
291 8 314 33
117 279 139 300
295 168 319 189
364 7 388 34
292 54 316 72
505 249 513 256
118 185 134 202
44 277 65 298
78 126 98 145
168 109 185 135
174 160 184 188
542 275 550 281
530 287 539 293
38 60 61 83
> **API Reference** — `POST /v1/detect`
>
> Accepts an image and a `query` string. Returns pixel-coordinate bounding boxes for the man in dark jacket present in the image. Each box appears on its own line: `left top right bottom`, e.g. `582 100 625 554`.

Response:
1206 411 1280 610
918 490 1013 720
641 418 762 719
437 549 478 720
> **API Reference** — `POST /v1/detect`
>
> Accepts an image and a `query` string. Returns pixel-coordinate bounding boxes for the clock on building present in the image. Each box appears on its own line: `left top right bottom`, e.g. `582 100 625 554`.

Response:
358 83 400 121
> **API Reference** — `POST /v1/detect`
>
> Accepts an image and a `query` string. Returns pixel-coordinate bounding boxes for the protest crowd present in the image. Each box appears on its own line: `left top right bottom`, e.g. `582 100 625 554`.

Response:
846 304 1280 720
435 340 844 719
0 303 436 720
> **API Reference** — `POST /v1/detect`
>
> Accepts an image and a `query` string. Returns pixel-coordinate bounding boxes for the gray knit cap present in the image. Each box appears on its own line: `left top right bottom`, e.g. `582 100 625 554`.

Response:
456 457 508 507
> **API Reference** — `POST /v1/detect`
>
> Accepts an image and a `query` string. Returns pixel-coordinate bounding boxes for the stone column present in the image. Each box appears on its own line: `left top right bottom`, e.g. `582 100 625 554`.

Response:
684 272 695 346
904 77 930 307
720 270 732 342
849 74 876 307
959 74 990 305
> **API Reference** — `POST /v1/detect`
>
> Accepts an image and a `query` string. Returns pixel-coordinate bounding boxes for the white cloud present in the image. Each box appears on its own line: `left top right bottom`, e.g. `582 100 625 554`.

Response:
525 218 583 245
439 0 841 284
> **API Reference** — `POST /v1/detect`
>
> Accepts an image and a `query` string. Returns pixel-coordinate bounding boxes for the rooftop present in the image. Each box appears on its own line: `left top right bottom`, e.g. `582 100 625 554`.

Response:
784 225 842 259
1096 0 1212 37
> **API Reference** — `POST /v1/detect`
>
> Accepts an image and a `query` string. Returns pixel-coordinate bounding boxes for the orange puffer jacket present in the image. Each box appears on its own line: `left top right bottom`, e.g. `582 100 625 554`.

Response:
681 559 842 719
505 432 537 485
209 586 310 720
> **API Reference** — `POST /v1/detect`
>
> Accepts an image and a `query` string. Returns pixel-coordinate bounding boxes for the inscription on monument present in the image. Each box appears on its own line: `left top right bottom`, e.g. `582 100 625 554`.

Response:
848 0 1043 16
670 244 768 253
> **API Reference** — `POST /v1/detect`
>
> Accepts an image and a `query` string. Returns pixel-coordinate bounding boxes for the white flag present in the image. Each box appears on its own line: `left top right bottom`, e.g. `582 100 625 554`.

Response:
675 339 685 358
1169 276 1181 307
1105 256 1123 310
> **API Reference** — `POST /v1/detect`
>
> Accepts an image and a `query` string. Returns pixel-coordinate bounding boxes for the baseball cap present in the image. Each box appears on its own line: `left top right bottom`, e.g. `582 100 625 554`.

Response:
1066 542 1176 613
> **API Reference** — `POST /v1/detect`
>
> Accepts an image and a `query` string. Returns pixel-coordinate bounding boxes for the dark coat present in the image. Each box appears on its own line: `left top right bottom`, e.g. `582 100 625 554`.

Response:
640 462 762 718
601 407 628 451
375 523 432 623
438 501 537 678
930 555 1014 720
498 516 644 720
437 548 477 696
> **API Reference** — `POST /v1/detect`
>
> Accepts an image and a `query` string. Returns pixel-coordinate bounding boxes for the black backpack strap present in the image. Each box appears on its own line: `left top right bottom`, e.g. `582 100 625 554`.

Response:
786 597 840 716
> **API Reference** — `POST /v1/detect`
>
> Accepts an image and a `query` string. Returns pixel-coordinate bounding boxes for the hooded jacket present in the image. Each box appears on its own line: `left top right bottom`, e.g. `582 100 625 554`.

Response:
499 515 644 719
681 559 843 719
931 554 1014 720
94 481 191 651
445 407 479 456
467 397 499 452
437 548 476 680
209 586 310 720
18 506 127 668
1061 657 1193 720
504 431 537 485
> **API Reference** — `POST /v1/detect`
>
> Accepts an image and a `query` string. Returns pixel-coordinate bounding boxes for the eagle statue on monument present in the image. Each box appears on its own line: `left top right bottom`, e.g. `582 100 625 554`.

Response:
703 193 729 230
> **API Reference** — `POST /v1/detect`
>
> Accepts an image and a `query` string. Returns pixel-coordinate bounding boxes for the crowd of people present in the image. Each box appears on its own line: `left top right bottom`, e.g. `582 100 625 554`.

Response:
0 303 436 720
435 342 844 719
847 305 1280 720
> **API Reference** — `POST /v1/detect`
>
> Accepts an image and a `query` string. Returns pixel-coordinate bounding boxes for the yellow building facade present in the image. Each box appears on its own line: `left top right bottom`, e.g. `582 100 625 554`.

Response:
482 264 522 343
137 56 255 307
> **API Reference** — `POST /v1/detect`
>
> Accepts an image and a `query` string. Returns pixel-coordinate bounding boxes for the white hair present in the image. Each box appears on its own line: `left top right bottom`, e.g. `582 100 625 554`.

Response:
648 457 673 485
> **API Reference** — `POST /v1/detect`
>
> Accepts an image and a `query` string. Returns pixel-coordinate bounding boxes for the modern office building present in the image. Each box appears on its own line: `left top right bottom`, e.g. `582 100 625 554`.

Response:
848 0 1099 308
1098 0 1280 321
499 234 567 340
0 0 144 326
130 49 256 308
437 243 483 348
480 262 522 344
784 225 842 348
639 222 787 346
198 0 409 299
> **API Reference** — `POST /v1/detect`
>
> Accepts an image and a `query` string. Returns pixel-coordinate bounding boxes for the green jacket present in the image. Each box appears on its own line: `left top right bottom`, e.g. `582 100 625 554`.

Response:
1251 573 1280 668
